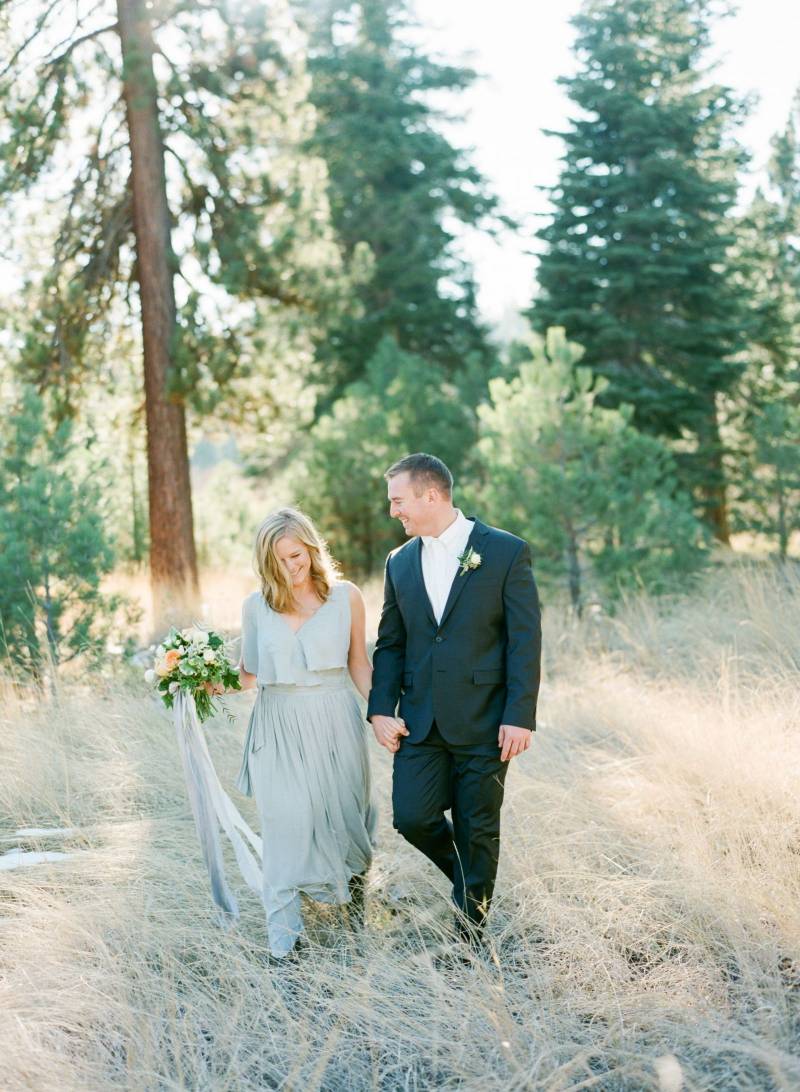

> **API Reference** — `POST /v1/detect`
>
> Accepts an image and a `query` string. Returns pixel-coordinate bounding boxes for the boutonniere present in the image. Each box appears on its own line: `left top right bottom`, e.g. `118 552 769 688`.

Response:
457 546 482 577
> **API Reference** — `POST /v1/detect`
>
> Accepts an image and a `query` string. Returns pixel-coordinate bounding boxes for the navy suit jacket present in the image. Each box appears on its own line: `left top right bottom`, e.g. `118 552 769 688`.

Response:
366 518 542 745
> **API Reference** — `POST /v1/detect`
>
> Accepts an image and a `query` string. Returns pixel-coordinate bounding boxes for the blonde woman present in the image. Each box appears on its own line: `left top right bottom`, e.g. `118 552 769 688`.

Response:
233 508 376 959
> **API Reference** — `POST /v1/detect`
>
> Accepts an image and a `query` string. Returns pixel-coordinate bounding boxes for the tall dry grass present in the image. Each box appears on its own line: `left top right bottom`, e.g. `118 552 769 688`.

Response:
1 564 799 1090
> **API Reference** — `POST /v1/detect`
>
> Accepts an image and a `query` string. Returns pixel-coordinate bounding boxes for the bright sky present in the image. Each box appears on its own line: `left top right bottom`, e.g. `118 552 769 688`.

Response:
420 0 800 324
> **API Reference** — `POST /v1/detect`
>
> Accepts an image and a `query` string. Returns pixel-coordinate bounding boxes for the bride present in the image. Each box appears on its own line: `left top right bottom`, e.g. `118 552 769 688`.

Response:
232 507 376 958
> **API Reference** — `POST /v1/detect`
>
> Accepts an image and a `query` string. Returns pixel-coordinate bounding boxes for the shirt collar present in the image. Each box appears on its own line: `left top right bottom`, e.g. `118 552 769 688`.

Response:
422 509 473 549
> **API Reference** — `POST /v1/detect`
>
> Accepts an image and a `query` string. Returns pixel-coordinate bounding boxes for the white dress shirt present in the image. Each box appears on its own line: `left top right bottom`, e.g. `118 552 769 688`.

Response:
420 509 475 624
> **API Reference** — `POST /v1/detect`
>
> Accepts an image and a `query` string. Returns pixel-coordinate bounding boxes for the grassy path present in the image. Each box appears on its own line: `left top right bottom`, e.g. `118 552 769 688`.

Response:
1 568 798 1090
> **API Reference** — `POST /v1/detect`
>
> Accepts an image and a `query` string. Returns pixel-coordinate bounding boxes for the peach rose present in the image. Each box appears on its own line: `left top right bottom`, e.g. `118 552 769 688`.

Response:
156 648 182 677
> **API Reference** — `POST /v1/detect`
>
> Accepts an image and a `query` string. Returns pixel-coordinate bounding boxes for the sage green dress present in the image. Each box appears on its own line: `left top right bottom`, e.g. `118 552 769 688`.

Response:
235 582 376 956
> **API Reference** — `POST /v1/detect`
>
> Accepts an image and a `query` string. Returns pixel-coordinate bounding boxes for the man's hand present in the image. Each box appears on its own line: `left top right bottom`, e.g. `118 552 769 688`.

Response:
498 724 531 762
370 714 409 753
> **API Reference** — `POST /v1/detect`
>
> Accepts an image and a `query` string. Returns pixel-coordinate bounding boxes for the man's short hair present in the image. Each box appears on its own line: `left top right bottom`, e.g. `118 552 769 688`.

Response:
384 453 454 498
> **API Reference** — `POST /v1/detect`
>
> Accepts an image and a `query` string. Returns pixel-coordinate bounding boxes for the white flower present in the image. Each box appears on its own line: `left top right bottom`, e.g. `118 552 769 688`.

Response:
169 681 180 694
181 626 208 646
144 668 156 685
457 546 482 576
203 648 216 663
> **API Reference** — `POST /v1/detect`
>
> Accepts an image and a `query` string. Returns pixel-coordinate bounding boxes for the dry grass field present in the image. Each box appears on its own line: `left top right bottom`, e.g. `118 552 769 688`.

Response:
1 565 799 1091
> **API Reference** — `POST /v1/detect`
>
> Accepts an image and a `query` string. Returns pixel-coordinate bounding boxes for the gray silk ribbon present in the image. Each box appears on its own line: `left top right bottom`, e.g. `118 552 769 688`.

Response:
173 691 262 919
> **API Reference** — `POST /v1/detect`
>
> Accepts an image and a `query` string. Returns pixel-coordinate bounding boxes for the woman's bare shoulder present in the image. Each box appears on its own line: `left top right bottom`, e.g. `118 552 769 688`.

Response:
335 579 364 605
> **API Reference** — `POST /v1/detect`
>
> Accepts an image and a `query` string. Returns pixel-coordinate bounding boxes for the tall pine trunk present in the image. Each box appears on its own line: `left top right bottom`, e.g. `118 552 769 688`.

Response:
116 0 199 627
566 529 583 617
775 468 788 561
699 400 731 545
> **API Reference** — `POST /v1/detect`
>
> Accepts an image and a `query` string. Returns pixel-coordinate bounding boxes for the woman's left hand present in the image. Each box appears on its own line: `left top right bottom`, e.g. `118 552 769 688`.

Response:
203 681 225 696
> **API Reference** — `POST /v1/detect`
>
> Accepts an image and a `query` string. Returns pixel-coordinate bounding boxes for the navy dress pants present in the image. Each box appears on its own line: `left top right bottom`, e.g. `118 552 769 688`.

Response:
392 721 508 930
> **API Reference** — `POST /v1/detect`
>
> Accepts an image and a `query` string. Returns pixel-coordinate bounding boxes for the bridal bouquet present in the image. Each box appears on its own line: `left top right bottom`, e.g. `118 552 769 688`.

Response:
144 626 241 722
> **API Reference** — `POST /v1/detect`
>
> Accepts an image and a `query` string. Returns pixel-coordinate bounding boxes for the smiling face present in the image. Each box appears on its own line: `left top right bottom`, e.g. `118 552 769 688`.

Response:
274 535 312 588
388 471 446 538
254 508 336 614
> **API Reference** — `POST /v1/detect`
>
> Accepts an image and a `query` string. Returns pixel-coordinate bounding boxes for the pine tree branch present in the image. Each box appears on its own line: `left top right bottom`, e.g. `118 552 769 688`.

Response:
155 47 230 148
93 95 127 159
163 141 195 189
0 0 64 78
42 20 118 72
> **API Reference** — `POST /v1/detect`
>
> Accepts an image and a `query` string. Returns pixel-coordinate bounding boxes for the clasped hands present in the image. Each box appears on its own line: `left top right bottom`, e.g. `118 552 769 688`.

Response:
371 715 531 762
370 714 408 753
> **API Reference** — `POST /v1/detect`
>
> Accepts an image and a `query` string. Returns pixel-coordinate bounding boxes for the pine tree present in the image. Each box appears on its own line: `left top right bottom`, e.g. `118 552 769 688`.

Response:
478 328 707 612
0 0 347 624
299 0 502 398
731 93 800 557
529 0 749 542
293 336 475 574
0 387 122 676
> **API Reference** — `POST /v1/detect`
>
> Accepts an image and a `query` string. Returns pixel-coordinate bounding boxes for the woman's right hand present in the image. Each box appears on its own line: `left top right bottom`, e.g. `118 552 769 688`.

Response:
370 715 409 752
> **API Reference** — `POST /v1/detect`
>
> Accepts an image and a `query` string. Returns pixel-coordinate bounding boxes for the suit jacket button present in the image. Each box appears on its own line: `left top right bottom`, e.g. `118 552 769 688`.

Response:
434 635 443 643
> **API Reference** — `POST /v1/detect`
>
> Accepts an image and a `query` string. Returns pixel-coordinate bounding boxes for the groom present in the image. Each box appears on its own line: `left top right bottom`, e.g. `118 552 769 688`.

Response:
367 453 541 944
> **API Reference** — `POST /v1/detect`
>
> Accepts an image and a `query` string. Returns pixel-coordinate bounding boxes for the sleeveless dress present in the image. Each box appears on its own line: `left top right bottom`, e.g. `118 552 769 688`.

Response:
235 582 376 957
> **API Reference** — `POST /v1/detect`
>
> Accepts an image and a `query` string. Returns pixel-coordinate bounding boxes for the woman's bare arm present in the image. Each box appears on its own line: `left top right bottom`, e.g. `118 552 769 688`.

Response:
238 665 257 691
346 582 372 702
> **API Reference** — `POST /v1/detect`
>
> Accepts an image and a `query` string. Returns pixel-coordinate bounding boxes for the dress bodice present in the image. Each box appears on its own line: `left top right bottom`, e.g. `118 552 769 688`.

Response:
240 582 351 687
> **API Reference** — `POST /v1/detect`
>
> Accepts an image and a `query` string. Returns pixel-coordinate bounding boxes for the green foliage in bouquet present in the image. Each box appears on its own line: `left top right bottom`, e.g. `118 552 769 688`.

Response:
146 627 241 723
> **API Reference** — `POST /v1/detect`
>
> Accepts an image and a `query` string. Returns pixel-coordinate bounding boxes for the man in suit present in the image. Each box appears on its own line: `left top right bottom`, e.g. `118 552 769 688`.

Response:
367 452 542 945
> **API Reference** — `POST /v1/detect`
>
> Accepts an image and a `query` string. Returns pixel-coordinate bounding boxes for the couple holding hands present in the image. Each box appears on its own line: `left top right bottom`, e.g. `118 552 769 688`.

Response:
232 452 541 959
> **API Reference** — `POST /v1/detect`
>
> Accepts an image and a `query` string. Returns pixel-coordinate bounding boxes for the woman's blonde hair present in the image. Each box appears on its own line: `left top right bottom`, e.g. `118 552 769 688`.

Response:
254 507 339 613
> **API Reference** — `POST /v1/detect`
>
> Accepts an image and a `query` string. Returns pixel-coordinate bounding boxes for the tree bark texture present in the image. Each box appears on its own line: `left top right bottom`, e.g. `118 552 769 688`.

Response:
116 0 199 627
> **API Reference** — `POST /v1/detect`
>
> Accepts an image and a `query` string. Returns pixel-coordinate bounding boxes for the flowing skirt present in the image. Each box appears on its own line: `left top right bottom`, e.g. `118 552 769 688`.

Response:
235 681 376 955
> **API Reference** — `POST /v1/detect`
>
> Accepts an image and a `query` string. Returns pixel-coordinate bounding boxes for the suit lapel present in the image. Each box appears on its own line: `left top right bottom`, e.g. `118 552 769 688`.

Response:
438 518 490 629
